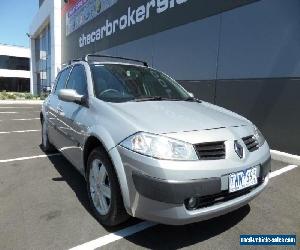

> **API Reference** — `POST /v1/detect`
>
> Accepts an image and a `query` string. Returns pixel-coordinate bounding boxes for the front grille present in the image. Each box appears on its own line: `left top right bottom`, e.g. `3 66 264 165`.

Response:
242 135 259 152
194 141 225 160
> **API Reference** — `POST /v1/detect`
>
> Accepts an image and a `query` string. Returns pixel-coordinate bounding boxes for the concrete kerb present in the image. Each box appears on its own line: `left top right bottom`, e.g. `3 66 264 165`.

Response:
271 150 300 166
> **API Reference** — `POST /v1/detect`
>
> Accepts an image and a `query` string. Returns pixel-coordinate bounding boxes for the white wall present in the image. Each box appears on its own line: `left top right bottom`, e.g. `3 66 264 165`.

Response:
0 44 30 58
0 69 30 78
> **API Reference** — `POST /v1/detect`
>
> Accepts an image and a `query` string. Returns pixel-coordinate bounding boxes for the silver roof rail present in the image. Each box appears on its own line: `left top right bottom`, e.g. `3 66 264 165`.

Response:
84 54 148 67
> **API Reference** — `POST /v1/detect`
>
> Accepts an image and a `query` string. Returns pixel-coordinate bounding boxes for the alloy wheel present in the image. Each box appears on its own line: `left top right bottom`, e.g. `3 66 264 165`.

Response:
89 159 111 215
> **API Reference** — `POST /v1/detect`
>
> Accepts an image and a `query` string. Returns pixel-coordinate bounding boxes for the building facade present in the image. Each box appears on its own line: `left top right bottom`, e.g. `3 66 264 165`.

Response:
29 0 61 94
0 44 30 92
30 0 300 154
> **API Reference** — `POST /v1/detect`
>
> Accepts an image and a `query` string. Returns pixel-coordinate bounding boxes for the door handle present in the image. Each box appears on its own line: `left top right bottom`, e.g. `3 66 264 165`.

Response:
57 105 64 115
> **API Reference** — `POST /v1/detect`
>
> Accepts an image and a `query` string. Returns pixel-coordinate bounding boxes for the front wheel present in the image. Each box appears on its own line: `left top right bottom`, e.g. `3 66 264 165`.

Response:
86 147 129 227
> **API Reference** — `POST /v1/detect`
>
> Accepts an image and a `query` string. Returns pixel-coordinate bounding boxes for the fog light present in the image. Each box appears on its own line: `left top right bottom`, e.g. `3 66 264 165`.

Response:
187 197 198 210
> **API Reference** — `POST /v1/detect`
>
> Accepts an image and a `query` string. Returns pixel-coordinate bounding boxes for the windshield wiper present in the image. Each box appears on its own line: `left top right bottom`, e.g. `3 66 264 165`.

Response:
183 96 202 103
132 96 201 103
133 96 165 102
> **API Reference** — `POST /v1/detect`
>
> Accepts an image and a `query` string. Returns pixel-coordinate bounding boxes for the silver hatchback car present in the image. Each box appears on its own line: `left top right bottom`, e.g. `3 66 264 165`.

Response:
41 55 271 226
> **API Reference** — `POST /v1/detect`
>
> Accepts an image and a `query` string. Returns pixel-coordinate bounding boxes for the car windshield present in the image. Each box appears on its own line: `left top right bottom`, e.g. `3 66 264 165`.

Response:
90 64 191 103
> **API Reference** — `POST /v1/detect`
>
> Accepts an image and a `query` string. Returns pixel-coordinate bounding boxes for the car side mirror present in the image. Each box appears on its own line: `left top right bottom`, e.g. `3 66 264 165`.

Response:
58 89 85 105
188 92 194 98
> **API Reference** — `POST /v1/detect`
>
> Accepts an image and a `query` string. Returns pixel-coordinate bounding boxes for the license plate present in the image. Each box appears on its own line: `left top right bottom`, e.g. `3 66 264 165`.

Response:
229 167 257 193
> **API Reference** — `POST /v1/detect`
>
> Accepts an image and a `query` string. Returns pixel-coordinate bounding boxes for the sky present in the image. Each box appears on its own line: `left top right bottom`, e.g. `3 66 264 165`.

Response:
0 0 38 48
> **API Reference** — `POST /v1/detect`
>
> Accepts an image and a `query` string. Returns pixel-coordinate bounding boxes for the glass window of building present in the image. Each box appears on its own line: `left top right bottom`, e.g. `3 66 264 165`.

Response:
35 23 51 94
0 56 30 71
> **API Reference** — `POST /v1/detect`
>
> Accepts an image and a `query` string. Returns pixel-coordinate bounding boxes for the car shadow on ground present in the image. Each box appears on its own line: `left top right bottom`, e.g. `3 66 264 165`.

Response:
46 152 142 230
46 151 250 248
126 205 250 249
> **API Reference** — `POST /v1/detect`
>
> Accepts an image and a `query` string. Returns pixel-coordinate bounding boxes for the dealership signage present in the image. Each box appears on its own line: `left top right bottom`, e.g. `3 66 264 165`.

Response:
61 0 257 62
66 0 118 36
79 0 188 48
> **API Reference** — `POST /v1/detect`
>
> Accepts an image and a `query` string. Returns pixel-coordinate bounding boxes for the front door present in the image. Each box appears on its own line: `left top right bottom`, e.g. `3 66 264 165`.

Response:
57 64 89 172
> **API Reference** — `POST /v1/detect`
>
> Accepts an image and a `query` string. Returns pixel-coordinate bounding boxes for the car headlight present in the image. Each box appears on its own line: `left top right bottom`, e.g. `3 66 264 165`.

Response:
120 132 198 161
253 125 265 147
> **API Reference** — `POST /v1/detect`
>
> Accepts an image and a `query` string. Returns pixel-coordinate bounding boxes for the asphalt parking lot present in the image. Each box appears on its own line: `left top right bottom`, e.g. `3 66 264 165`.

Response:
0 104 299 250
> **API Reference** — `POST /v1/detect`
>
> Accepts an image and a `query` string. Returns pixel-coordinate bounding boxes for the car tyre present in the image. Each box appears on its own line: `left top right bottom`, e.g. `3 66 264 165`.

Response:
41 118 56 152
86 147 129 227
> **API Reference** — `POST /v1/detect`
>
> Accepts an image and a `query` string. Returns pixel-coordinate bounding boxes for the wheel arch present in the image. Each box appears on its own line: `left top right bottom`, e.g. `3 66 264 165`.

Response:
83 135 108 174
83 134 131 212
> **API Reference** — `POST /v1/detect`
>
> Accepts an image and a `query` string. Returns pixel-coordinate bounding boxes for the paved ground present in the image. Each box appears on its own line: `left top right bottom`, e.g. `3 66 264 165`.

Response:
0 104 299 250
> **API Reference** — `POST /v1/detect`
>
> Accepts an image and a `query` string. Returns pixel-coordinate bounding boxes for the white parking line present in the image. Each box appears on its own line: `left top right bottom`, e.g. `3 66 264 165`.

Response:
68 163 299 250
0 118 40 122
0 129 40 134
0 153 61 163
0 107 33 109
69 221 157 250
0 100 43 105
0 112 18 114
11 118 40 121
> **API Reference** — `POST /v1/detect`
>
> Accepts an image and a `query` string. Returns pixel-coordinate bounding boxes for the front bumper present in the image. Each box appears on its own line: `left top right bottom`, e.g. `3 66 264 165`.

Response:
114 141 271 225
133 175 269 225
132 157 270 205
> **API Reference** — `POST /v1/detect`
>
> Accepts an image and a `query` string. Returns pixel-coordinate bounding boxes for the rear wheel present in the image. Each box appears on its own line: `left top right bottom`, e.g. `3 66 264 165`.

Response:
86 147 129 227
41 118 55 152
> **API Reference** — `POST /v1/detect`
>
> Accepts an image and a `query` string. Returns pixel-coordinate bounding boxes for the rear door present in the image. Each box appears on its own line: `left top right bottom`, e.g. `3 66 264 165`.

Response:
47 66 72 150
45 71 60 142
